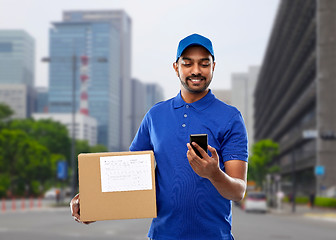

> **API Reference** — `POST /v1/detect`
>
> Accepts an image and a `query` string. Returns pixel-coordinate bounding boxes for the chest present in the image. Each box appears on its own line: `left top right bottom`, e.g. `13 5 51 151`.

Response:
149 105 227 161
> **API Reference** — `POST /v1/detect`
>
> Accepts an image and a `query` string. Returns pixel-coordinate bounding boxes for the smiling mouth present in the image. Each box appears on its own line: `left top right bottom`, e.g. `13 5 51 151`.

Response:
187 77 205 83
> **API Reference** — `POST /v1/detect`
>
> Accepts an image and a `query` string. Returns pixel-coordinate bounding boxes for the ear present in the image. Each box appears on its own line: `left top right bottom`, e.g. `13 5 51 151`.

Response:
212 62 216 72
173 62 179 77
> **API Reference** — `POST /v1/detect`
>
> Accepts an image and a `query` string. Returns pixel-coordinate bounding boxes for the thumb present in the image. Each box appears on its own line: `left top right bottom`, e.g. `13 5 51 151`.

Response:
208 145 218 159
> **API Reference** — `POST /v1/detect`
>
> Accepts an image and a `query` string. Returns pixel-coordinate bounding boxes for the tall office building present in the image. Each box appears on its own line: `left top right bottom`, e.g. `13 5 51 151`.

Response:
0 30 35 118
131 79 147 139
212 89 232 105
131 79 164 141
34 87 48 113
0 84 28 119
64 10 132 151
231 66 260 150
145 83 164 112
48 10 132 151
254 0 336 197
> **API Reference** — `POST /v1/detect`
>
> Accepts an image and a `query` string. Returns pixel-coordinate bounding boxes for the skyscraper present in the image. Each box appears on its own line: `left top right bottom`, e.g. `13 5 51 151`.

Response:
0 30 35 118
145 83 164 112
48 10 132 151
130 79 164 140
64 10 132 151
231 66 260 150
131 79 147 139
34 87 48 113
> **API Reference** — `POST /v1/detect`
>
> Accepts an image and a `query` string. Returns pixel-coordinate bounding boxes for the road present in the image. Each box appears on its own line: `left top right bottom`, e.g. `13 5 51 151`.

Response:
0 204 335 240
0 207 151 240
232 206 336 240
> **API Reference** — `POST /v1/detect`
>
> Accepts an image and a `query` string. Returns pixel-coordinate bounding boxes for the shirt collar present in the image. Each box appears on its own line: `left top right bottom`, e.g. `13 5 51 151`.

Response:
173 89 216 111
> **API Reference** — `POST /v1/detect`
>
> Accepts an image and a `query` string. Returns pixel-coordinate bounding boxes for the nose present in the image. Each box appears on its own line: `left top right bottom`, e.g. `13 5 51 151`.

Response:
191 63 201 76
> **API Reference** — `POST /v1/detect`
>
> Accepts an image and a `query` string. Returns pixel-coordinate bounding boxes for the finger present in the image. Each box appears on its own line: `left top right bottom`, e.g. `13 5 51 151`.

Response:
83 221 96 225
70 194 81 220
187 143 196 157
191 142 208 159
71 198 79 216
207 145 219 159
187 143 201 161
187 144 202 167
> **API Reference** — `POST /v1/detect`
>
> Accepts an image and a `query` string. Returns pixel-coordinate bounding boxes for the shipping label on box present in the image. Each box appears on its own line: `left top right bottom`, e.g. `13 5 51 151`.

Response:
78 151 157 221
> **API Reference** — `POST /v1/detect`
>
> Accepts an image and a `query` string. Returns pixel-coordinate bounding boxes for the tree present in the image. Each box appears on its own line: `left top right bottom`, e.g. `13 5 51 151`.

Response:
90 144 108 153
76 139 91 156
0 103 13 129
0 173 10 197
0 129 52 196
248 139 279 189
0 103 13 120
8 118 71 161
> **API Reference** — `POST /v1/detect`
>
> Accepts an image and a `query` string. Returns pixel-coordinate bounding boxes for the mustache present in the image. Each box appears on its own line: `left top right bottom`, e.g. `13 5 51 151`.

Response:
186 74 206 80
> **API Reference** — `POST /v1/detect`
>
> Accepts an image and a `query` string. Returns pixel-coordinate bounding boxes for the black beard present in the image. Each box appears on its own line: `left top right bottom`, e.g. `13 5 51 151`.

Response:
179 75 212 94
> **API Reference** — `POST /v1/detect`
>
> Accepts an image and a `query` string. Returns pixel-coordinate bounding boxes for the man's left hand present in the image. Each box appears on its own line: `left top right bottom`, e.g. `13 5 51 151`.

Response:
187 142 220 180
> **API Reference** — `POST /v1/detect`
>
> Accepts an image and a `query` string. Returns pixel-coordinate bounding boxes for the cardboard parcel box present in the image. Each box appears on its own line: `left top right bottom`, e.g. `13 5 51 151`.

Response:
78 151 157 221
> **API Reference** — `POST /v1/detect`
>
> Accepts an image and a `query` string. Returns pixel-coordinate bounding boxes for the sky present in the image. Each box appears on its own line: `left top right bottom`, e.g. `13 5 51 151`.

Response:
0 0 279 100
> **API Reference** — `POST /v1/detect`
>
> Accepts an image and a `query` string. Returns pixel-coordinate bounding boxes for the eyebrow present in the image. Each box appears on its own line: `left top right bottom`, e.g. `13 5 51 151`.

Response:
181 57 211 62
181 57 192 61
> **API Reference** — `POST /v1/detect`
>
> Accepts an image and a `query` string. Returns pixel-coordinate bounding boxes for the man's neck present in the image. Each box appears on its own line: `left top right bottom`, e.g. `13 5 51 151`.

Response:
180 88 209 103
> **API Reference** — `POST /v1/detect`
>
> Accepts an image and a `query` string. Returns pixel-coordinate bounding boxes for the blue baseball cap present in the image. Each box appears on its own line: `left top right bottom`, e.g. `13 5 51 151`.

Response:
176 33 214 62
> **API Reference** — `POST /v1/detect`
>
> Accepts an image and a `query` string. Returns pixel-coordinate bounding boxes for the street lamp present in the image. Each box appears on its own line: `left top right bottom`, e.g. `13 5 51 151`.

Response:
42 55 107 197
42 55 78 197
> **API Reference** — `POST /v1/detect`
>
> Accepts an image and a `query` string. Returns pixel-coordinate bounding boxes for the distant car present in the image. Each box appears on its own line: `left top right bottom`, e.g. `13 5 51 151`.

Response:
44 188 60 199
244 192 268 213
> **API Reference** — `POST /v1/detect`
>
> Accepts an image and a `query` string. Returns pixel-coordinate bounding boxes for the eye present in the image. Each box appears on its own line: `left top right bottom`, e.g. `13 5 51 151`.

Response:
200 61 211 67
182 63 192 67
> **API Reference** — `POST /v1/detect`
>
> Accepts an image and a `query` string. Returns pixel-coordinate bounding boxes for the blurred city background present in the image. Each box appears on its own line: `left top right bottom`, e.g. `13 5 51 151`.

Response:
0 0 336 239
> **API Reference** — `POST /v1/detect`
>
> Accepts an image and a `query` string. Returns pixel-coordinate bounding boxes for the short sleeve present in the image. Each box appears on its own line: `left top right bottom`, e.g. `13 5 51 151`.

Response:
220 113 248 162
129 113 153 151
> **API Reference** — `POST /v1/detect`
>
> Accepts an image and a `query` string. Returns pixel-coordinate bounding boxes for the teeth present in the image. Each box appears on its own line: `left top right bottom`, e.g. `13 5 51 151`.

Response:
190 79 202 82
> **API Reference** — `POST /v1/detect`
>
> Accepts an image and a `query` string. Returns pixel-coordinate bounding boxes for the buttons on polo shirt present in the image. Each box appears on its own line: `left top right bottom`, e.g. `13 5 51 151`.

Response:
181 105 189 129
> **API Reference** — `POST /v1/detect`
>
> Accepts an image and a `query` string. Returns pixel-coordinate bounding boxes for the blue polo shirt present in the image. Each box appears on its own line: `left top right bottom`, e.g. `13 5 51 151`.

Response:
130 90 248 240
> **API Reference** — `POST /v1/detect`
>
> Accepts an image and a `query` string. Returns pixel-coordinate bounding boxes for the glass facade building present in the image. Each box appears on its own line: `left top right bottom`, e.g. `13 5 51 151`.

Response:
34 87 49 113
131 79 164 142
0 30 35 87
63 10 133 151
48 18 121 151
0 30 35 117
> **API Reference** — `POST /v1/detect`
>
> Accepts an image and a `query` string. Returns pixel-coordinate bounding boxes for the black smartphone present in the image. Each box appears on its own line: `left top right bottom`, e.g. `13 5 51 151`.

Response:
189 134 208 158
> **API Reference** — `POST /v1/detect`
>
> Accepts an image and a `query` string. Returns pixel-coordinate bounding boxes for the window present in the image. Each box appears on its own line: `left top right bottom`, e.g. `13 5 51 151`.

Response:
0 42 13 52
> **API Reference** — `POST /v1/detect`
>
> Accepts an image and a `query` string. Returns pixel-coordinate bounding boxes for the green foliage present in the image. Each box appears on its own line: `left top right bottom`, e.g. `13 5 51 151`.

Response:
30 180 41 196
295 196 309 204
90 144 108 153
248 139 279 189
283 196 336 208
0 103 13 122
0 173 10 197
8 119 71 159
0 128 51 196
315 197 336 208
0 117 108 197
76 139 91 156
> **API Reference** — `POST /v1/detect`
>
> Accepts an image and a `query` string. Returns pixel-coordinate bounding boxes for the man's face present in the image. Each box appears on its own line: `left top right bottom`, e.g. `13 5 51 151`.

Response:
173 45 215 94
